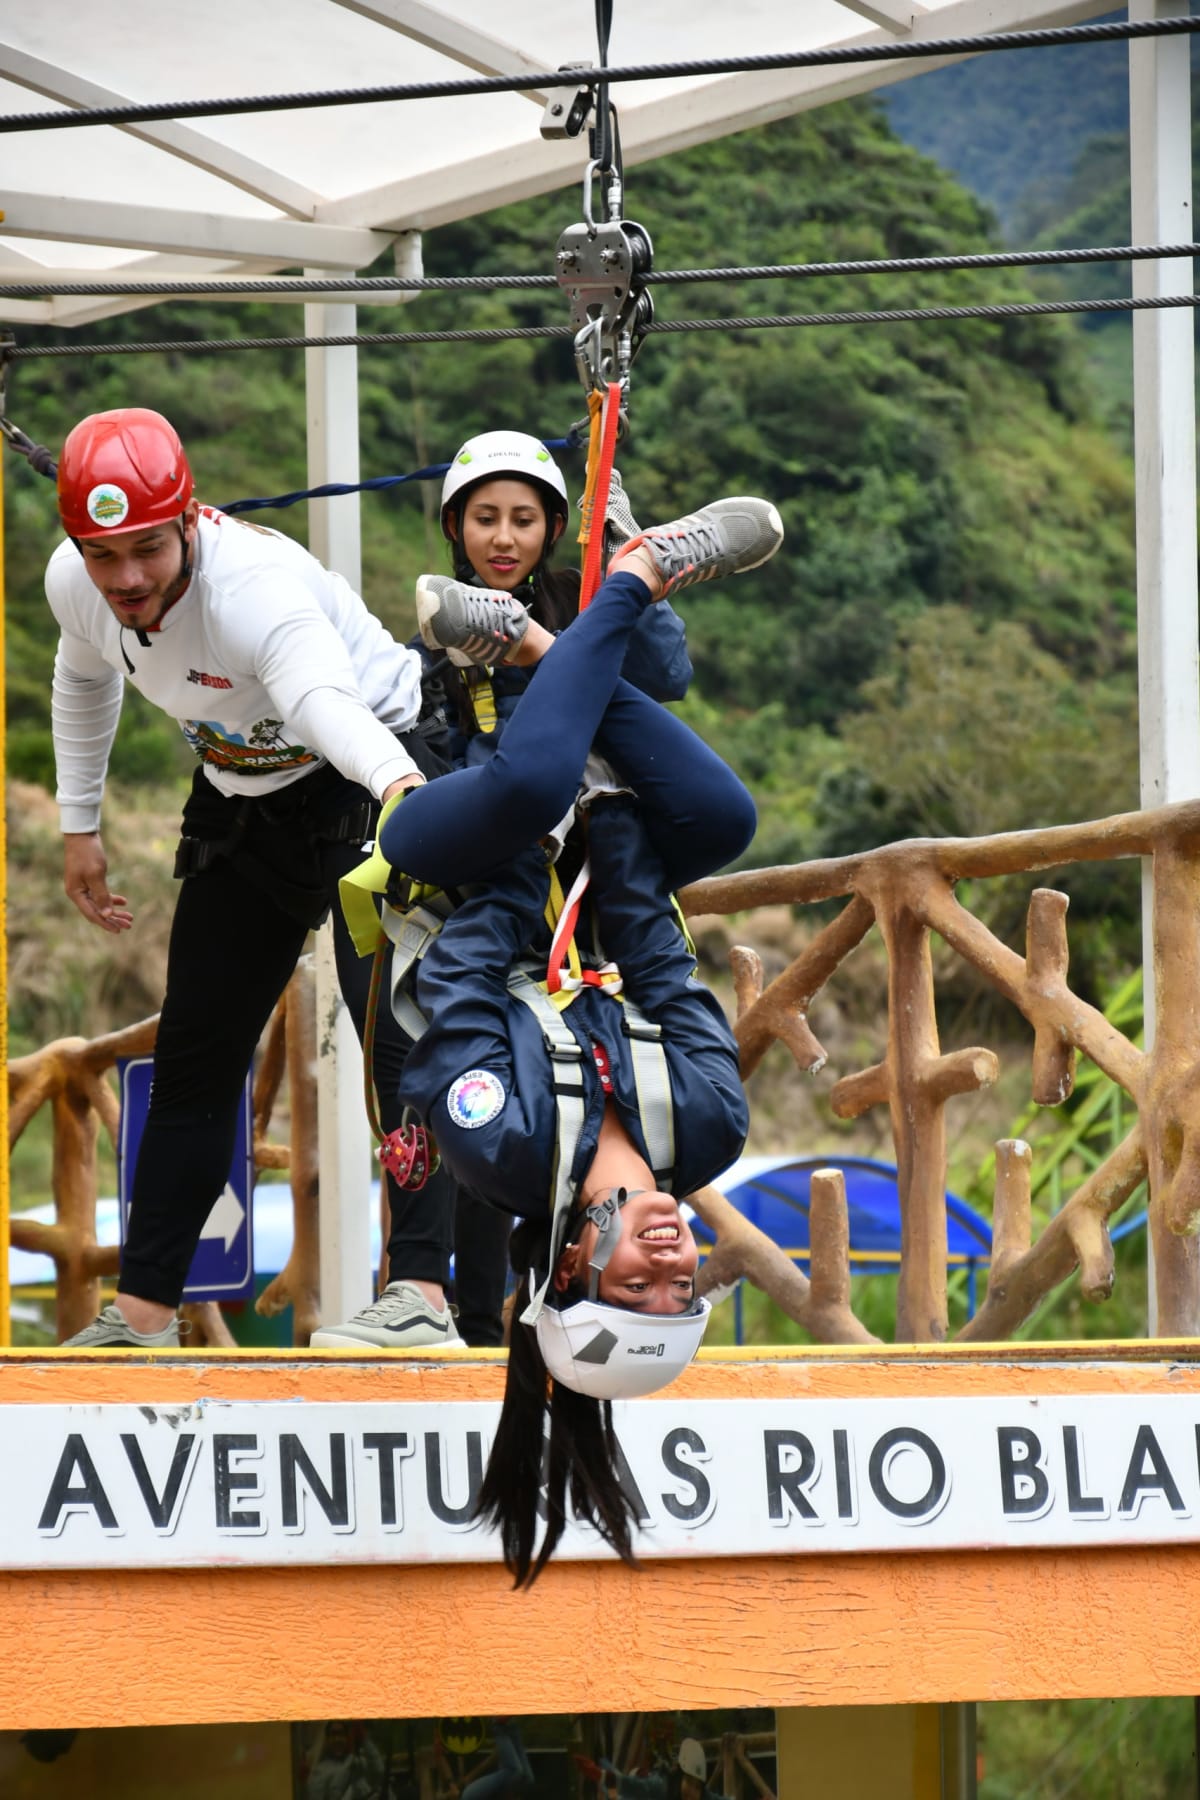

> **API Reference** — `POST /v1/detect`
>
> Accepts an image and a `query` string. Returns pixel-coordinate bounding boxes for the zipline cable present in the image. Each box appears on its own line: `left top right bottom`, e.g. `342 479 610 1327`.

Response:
4 240 1198 301
6 290 1199 360
0 15 1197 134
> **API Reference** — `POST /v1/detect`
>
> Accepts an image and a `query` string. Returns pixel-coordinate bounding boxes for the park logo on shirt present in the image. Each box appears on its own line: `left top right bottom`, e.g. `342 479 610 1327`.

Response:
446 1070 506 1130
86 484 131 528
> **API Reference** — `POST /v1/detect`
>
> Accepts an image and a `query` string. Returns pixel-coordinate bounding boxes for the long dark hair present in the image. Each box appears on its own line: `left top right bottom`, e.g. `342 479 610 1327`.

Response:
474 1219 641 1587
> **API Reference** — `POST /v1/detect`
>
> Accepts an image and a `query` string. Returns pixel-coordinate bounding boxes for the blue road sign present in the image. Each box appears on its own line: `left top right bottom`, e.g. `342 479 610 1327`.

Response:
118 1056 255 1301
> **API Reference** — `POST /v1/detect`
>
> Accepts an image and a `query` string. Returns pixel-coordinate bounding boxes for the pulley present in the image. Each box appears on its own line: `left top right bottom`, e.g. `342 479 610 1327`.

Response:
555 163 654 420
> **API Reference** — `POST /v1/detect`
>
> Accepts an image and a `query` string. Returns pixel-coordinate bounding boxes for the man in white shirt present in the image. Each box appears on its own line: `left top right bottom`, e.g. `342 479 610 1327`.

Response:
48 406 445 1347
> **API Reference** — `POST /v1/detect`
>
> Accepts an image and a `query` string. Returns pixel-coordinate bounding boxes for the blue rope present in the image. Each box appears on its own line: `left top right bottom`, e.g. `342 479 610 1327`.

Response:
217 433 581 516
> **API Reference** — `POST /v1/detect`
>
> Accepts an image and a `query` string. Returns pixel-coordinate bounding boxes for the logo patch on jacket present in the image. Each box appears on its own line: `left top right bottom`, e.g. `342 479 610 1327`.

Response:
446 1069 506 1130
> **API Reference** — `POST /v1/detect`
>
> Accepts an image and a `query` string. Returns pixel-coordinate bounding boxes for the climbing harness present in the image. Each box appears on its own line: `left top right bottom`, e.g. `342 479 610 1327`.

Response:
338 804 679 1238
507 969 676 1325
359 882 443 1193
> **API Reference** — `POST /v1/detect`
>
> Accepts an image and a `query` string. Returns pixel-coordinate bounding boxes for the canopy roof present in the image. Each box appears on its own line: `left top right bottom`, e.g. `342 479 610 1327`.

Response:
1 0 1113 329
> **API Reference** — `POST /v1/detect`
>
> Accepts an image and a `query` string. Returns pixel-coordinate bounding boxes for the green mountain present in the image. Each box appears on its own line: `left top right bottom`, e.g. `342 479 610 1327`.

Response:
880 17 1131 235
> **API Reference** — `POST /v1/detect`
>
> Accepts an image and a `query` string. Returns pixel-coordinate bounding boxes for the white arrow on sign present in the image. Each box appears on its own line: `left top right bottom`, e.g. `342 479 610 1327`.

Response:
200 1184 246 1253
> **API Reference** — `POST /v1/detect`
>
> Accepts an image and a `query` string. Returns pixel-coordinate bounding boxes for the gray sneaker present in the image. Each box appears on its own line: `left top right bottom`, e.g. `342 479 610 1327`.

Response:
61 1304 182 1349
628 496 784 597
310 1281 464 1350
415 574 530 669
577 465 641 573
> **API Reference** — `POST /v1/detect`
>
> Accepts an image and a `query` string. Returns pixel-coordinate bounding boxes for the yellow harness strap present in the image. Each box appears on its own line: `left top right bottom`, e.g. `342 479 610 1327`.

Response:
461 665 498 733
575 387 605 564
337 789 445 959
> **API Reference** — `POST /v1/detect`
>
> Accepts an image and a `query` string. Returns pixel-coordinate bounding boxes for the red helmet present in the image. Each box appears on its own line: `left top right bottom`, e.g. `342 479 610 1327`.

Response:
58 408 194 539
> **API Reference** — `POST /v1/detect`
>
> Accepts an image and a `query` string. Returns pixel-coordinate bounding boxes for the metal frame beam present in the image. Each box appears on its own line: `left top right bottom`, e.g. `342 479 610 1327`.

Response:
1129 0 1200 1334
835 0 927 29
330 0 549 100
0 192 391 268
0 43 320 217
303 294 375 1332
328 0 1114 231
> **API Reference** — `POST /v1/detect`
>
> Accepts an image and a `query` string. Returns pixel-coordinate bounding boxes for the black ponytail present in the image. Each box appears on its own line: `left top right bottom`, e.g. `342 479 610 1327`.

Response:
474 1220 641 1587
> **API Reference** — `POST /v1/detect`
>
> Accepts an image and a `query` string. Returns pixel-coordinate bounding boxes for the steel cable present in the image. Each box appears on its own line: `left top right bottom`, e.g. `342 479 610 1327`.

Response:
6 290 1198 360
2 239 1197 301
0 15 1197 134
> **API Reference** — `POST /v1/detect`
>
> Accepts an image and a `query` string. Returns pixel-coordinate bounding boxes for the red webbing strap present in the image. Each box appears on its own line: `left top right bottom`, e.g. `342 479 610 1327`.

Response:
578 381 622 609
546 857 591 996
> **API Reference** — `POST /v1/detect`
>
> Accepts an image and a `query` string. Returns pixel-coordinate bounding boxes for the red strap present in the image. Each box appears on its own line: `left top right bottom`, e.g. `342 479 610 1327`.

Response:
578 381 622 610
546 857 591 995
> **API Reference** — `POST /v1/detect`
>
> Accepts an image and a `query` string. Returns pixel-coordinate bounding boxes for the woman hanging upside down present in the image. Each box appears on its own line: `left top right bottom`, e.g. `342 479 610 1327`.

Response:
369 492 783 1583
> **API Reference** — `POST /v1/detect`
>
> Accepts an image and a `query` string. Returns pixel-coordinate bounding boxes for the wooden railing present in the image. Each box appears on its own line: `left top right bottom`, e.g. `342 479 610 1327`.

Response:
8 958 324 1343
10 798 1200 1347
683 796 1200 1342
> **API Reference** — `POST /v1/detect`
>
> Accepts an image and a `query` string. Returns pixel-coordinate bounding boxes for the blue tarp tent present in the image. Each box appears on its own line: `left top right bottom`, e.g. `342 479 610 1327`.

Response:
694 1154 994 1339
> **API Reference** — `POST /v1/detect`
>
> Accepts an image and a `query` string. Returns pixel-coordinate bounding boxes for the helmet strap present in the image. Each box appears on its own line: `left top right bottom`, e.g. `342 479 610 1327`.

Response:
577 1186 647 1302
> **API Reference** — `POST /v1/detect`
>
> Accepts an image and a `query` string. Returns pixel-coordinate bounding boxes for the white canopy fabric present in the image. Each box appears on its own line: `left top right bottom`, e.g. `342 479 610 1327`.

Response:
0 0 1114 328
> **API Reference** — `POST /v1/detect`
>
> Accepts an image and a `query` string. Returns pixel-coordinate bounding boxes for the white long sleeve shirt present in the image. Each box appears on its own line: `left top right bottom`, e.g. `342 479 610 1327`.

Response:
47 507 424 834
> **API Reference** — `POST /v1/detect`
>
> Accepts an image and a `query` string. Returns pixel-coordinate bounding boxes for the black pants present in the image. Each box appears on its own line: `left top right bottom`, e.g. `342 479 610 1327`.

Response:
120 754 455 1309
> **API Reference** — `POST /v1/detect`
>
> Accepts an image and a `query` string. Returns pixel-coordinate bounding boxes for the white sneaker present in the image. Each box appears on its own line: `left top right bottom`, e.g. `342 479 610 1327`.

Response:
310 1281 463 1350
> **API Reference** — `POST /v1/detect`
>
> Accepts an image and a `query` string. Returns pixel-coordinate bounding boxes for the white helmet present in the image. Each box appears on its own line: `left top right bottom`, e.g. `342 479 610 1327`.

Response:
677 1741 707 1785
440 431 569 537
536 1293 711 1400
532 1187 710 1399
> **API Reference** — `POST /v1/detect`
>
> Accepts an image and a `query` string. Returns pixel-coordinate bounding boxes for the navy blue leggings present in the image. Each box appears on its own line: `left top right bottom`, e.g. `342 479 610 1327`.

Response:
380 571 755 889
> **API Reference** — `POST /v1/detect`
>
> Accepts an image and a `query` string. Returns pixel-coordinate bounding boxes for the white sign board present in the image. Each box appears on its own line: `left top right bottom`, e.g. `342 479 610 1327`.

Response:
8 1394 1200 1570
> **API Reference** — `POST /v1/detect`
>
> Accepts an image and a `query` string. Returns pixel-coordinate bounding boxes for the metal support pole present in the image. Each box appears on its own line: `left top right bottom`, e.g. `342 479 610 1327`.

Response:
1129 1 1200 1333
304 290 374 1329
0 423 11 1346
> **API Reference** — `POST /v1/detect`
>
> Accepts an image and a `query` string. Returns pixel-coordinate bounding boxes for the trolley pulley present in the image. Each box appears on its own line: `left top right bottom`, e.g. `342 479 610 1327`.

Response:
555 161 654 422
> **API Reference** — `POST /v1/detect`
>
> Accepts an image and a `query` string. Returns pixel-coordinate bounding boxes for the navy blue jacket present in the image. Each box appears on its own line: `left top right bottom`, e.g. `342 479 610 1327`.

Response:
397 798 748 1222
